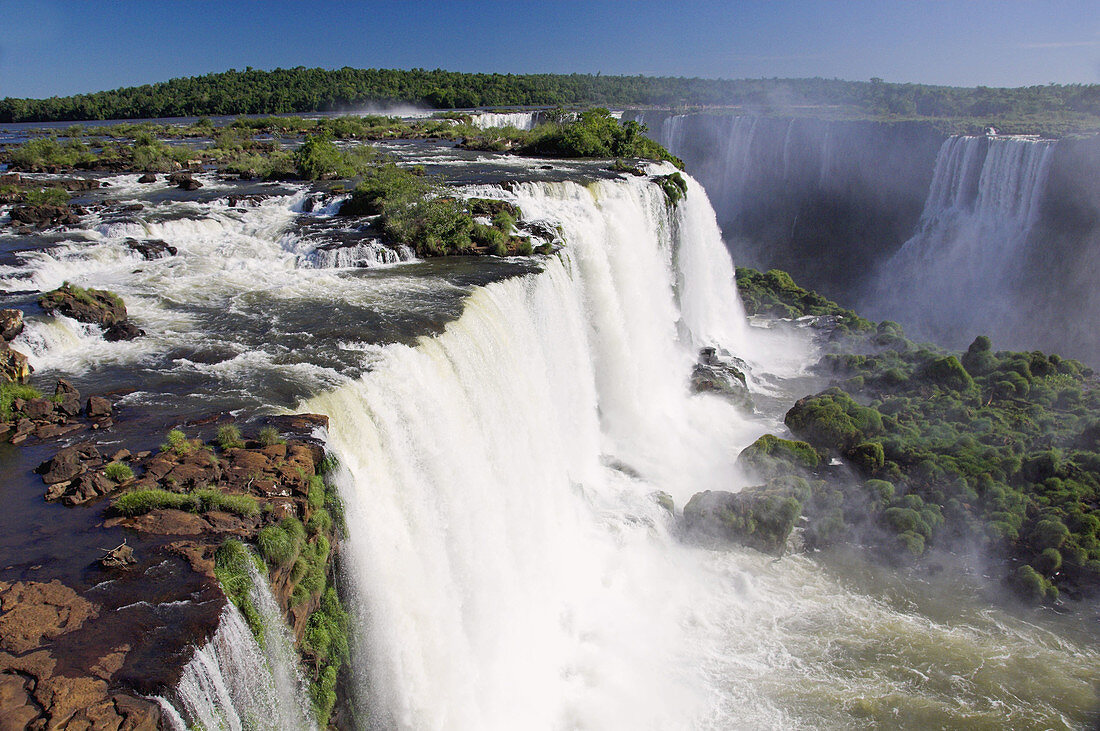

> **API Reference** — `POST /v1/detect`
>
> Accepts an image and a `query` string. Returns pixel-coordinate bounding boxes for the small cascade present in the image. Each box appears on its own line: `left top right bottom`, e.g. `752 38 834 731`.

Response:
867 134 1056 344
469 111 542 130
297 240 415 269
157 564 315 731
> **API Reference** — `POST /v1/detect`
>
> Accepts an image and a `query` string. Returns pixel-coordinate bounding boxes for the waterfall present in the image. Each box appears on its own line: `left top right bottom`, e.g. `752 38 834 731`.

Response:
157 562 316 730
470 111 542 130
305 172 773 729
646 114 764 228
867 134 1055 345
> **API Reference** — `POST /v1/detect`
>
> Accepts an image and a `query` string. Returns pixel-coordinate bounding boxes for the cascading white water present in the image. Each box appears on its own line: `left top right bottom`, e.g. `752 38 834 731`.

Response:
868 134 1055 344
157 567 316 731
470 111 542 130
307 172 774 729
297 240 416 269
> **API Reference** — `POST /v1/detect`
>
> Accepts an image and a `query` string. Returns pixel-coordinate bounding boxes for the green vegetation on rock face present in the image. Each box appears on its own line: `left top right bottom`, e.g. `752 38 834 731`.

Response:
214 539 268 636
736 267 873 334
737 267 1100 604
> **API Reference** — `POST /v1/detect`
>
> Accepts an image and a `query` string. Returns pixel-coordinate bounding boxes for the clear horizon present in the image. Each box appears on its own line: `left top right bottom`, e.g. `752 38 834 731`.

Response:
2 0 1099 99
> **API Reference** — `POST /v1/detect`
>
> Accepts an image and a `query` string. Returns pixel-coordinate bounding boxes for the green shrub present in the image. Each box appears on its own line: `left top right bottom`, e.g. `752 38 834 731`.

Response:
160 428 194 455
307 508 332 536
657 172 688 205
294 133 343 180
0 382 41 420
213 539 265 636
24 187 70 207
257 524 300 566
193 489 259 516
111 487 257 517
103 462 134 483
112 489 195 516
258 425 282 447
216 424 244 450
737 434 820 477
847 442 886 473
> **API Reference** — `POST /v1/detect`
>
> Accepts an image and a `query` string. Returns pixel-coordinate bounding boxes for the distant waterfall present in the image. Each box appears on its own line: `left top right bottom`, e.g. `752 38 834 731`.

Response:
470 111 543 130
158 563 316 731
867 134 1055 345
644 114 765 228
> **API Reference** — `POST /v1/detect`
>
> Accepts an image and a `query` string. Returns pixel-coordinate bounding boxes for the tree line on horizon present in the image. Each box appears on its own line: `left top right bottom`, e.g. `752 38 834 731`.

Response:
2 67 1100 127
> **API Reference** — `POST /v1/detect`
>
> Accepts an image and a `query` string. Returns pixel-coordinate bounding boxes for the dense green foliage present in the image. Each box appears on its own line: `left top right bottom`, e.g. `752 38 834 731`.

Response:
293 132 376 180
516 109 683 166
215 424 244 450
22 187 70 207
738 268 1100 603
736 267 873 334
738 434 820 478
103 461 134 483
339 164 533 256
3 67 1100 134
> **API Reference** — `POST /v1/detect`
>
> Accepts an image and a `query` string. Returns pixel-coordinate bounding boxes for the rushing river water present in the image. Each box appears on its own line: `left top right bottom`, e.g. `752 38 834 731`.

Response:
0 138 1096 729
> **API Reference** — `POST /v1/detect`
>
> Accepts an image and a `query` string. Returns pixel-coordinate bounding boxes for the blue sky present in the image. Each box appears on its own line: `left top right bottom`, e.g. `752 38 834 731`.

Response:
2 0 1098 98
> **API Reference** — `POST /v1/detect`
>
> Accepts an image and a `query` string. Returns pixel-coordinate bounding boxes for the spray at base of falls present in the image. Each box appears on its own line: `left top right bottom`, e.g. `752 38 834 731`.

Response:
158 560 316 731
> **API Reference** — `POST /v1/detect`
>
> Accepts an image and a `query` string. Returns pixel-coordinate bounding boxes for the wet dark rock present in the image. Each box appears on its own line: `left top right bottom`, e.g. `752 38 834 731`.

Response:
9 204 79 229
0 579 161 729
36 443 101 486
137 172 157 183
22 398 54 421
104 321 145 341
39 283 127 328
0 347 30 383
691 346 752 409
227 193 269 208
125 238 177 260
54 379 82 416
0 309 23 342
99 542 136 569
167 172 202 190
86 396 112 418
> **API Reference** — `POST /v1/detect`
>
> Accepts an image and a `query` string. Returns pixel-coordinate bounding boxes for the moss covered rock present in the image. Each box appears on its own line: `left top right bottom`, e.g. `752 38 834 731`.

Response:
683 486 802 556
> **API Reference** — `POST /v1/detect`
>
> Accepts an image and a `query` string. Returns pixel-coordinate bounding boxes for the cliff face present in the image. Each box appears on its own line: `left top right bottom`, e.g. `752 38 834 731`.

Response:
1018 134 1100 362
629 112 945 303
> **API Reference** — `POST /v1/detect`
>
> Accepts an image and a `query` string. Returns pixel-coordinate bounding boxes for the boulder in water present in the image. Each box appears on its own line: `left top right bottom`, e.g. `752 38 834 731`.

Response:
9 204 79 229
167 172 202 190
137 172 156 183
39 284 143 341
683 486 802 556
125 238 177 260
691 347 752 409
